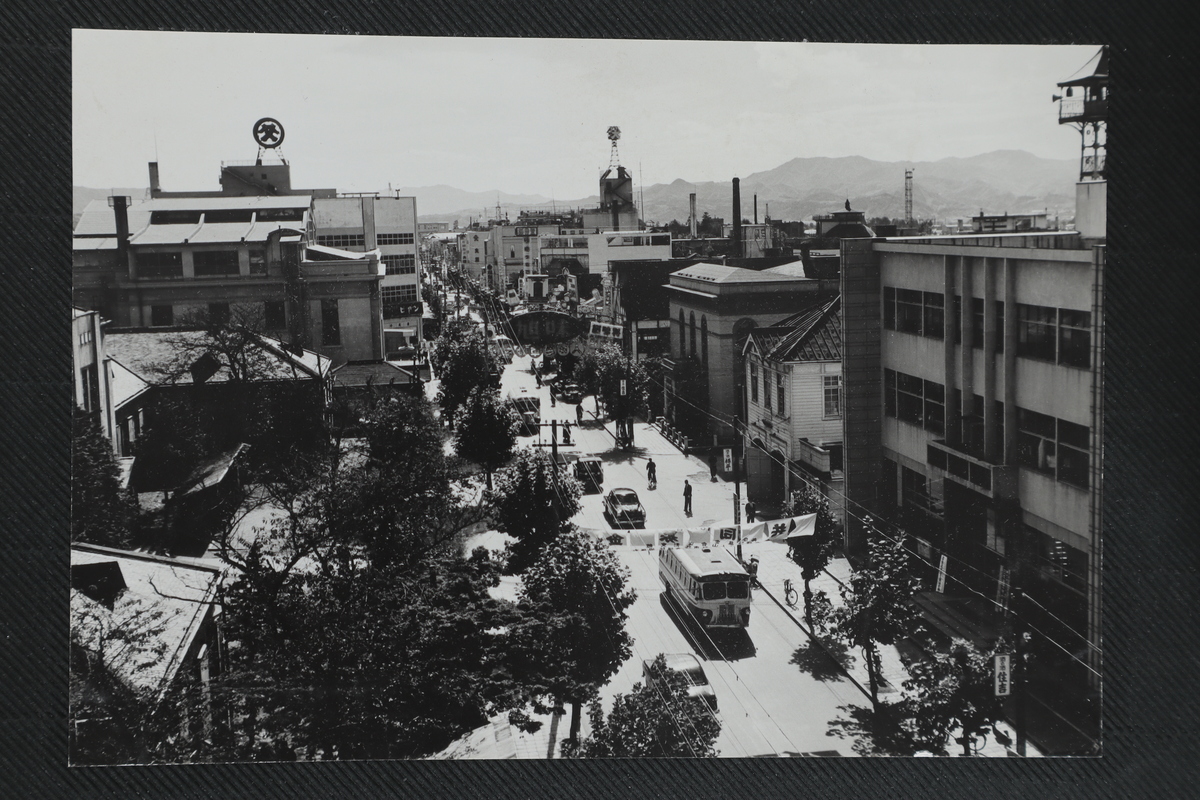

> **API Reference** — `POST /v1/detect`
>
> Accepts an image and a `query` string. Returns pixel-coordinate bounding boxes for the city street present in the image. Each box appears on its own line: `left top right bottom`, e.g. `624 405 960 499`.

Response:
499 354 869 756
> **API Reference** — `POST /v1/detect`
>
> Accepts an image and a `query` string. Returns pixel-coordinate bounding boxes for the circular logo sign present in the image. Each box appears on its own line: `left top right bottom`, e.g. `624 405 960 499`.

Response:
253 118 285 149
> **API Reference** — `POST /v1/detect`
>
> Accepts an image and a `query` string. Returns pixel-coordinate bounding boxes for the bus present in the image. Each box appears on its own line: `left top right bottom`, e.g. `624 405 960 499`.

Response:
490 333 515 363
658 546 752 628
506 387 541 435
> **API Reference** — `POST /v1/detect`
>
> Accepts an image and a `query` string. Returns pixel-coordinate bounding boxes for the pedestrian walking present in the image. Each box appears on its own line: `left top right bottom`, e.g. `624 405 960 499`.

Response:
646 458 657 490
683 479 693 516
745 500 757 523
562 421 572 445
576 403 584 425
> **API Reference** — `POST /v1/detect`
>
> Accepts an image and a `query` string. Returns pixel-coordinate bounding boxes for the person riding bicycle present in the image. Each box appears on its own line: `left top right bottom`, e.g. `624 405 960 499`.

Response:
646 458 657 489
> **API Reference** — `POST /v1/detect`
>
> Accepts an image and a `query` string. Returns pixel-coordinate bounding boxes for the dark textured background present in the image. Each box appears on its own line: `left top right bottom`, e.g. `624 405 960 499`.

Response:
4 1 1197 796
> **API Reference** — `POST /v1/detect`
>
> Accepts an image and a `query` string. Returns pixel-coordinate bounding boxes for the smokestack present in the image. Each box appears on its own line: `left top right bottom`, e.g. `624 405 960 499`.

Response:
732 178 742 255
148 162 161 197
689 193 698 238
109 195 130 266
754 194 758 224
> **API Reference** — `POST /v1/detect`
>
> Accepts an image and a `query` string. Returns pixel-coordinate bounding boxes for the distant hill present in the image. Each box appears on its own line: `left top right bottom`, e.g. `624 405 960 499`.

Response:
393 185 553 220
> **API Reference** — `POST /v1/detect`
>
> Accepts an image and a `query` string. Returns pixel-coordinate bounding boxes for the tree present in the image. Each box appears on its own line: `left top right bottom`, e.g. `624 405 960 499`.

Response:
783 485 838 630
433 326 501 420
574 344 648 443
563 654 720 757
454 386 518 490
827 526 923 709
72 407 135 549
494 448 582 572
901 639 1007 756
518 528 636 743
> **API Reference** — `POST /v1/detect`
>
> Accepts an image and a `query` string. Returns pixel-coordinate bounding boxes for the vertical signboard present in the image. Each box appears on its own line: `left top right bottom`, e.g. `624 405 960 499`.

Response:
935 554 949 594
994 654 1012 696
722 448 733 473
996 566 1012 612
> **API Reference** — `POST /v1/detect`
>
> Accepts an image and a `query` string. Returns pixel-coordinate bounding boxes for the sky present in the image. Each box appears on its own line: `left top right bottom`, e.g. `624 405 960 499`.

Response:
73 31 1097 199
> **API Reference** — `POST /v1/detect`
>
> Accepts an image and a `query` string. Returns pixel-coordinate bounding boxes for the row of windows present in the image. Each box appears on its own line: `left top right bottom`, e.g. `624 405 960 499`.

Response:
316 234 365 249
383 254 416 275
376 232 414 245
748 362 787 415
193 250 240 277
382 285 419 317
678 310 708 365
147 300 287 331
883 288 1091 368
137 250 266 279
886 368 1090 489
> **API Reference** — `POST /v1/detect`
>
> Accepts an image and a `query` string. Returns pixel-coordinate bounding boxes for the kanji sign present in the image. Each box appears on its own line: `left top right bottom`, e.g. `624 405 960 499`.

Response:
252 117 285 149
994 654 1012 696
935 554 948 594
722 448 733 472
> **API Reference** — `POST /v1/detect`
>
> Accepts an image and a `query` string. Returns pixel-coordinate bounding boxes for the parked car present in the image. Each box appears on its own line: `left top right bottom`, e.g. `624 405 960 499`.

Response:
604 487 646 528
642 654 717 710
574 457 604 493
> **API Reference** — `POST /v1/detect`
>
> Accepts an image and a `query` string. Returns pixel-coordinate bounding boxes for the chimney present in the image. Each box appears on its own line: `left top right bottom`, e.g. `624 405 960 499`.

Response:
754 194 758 224
689 193 698 238
109 195 130 267
148 162 161 196
732 178 742 256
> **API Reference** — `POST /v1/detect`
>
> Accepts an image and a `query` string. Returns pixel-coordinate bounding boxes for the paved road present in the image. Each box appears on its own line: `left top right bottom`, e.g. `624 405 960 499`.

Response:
501 355 868 756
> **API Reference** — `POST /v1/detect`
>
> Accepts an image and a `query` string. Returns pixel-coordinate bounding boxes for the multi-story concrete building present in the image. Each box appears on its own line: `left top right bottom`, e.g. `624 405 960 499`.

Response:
743 297 844 517
311 195 422 357
73 308 118 449
663 264 837 452
73 162 387 366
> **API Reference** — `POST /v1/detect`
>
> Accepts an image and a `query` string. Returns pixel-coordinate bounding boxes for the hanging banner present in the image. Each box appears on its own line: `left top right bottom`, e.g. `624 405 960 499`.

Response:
936 554 949 594
739 513 817 544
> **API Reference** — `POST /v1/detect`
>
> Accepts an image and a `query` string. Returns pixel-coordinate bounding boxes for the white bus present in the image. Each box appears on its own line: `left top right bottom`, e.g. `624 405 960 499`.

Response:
658 546 752 628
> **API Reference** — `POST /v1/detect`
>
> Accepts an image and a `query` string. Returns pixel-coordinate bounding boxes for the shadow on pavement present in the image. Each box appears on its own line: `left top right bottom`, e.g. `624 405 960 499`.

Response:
658 594 757 661
825 702 923 757
790 639 855 684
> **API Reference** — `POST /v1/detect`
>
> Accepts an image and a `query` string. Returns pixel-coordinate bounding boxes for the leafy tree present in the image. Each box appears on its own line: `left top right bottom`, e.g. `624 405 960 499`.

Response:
454 386 518 490
494 448 582 572
574 344 648 443
72 407 135 548
433 326 501 420
563 654 720 758
827 525 923 710
901 639 1007 756
518 528 636 743
783 485 839 630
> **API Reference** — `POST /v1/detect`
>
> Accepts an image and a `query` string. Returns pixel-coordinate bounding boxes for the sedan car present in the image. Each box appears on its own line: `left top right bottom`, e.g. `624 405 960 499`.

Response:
604 487 646 528
555 382 583 404
642 654 717 710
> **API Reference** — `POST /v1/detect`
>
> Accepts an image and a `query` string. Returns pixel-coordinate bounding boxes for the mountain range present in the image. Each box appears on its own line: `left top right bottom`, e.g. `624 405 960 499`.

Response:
74 150 1080 228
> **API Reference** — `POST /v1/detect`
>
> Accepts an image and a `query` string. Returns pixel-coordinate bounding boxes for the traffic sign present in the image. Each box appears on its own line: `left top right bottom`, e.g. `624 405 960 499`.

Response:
994 653 1012 696
619 379 627 396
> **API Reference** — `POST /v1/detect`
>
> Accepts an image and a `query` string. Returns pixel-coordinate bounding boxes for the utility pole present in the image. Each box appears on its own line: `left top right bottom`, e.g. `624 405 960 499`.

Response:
1013 588 1028 756
733 419 743 561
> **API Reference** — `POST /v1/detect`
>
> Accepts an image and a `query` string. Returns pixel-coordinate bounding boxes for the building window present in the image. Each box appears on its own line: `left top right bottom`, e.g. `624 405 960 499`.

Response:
383 254 417 275
316 234 365 249
966 298 1006 352
137 251 183 279
1031 526 1088 594
678 310 686 358
750 362 759 403
382 285 419 317
922 292 944 339
895 288 923 334
78 328 94 346
689 312 697 357
884 368 945 436
883 287 896 329
208 302 231 325
81 364 100 413
1017 407 1089 489
823 374 841 418
321 299 341 346
376 232 414 245
763 369 772 411
1017 303 1058 361
249 250 267 275
193 250 240 277
150 304 174 327
884 287 945 339
776 371 785 413
1057 308 1092 368
264 300 286 330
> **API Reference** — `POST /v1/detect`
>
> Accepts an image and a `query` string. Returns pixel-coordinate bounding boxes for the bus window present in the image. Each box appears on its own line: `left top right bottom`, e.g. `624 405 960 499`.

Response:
702 582 727 601
726 581 749 599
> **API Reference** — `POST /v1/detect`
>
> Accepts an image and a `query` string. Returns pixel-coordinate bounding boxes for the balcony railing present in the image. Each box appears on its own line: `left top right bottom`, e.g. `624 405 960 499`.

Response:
1058 97 1106 123
926 439 1017 499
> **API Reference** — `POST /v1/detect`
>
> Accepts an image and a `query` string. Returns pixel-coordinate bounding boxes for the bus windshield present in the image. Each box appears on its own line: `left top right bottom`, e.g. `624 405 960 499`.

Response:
725 581 749 599
701 582 727 601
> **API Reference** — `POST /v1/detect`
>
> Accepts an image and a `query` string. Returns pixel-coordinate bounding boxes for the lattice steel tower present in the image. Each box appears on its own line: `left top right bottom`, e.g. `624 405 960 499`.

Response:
904 168 914 225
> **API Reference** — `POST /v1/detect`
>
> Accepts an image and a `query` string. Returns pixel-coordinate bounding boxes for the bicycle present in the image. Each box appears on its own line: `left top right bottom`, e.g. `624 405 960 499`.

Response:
782 578 799 609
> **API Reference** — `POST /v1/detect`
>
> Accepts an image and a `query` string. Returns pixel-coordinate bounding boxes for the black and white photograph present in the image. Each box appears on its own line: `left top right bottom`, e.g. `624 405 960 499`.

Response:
70 31 1105 762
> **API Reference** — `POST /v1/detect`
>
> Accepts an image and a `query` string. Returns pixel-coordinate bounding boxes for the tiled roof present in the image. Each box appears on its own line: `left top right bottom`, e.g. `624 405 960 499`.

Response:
746 297 841 362
331 360 420 387
71 544 222 702
105 331 330 386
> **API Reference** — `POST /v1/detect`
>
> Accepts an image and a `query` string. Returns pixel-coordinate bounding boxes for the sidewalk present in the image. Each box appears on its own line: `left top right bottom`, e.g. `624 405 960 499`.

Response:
737 539 1036 758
